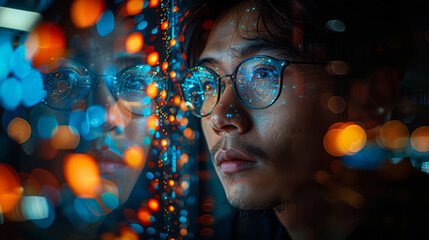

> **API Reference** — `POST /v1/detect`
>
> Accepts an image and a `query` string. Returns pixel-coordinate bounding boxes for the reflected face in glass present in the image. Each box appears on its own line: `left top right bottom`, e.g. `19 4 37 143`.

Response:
199 8 337 210
39 15 156 205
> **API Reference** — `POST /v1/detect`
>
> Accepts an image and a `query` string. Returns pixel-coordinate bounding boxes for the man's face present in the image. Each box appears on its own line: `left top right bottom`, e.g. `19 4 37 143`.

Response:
35 14 153 205
199 7 337 210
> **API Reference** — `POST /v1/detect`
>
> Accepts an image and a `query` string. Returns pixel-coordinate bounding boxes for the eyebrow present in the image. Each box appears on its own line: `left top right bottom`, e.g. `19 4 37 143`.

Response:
196 39 300 66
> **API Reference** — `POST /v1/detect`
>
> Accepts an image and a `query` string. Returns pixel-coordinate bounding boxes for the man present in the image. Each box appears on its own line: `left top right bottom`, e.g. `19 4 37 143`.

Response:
180 0 429 239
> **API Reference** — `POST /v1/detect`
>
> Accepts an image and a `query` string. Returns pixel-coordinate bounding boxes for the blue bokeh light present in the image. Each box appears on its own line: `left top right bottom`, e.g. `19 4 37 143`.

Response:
37 115 58 138
21 69 46 107
0 77 23 110
10 45 31 79
101 192 119 210
97 10 115 37
86 105 106 128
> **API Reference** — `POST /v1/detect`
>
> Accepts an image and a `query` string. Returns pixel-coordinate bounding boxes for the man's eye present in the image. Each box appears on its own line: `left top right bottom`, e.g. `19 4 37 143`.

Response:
122 77 145 91
252 66 277 79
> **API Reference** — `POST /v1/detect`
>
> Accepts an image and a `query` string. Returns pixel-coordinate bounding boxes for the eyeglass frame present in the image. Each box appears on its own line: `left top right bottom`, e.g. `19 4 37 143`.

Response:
181 55 326 117
41 58 171 116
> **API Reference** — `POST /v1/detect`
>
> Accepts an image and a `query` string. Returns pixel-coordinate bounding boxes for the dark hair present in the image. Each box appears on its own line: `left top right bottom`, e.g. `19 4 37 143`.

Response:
181 0 426 78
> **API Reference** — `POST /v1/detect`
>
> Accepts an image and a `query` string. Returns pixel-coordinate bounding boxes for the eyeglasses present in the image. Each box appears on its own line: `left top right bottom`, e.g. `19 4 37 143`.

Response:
181 55 324 117
41 58 170 116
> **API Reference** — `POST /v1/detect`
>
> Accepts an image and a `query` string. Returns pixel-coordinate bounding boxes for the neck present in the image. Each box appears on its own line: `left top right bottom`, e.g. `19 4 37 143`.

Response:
274 188 361 240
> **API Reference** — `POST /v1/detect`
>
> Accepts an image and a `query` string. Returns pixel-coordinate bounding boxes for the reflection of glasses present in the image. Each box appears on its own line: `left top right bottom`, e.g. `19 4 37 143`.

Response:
41 58 169 116
181 55 324 117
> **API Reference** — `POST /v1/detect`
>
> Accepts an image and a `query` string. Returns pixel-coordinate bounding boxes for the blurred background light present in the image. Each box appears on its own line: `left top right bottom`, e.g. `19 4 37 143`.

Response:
378 120 409 150
410 126 429 152
0 7 42 31
25 22 66 68
7 117 31 144
50 125 80 149
37 115 58 138
70 0 106 28
126 0 144 15
126 32 144 53
0 77 22 111
64 154 101 198
20 69 46 107
0 163 22 213
96 10 115 36
22 196 49 220
124 145 146 169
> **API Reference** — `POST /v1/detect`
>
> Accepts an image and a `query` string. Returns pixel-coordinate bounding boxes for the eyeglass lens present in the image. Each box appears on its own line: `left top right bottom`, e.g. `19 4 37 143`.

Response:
41 59 169 116
182 56 283 117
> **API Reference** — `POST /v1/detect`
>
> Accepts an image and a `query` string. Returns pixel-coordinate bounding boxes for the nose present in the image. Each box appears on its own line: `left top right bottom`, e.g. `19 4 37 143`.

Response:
86 77 117 132
208 78 252 135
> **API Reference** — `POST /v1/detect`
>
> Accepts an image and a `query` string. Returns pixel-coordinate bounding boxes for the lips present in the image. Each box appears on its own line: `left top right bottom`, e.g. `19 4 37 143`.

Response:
215 148 258 173
90 149 126 175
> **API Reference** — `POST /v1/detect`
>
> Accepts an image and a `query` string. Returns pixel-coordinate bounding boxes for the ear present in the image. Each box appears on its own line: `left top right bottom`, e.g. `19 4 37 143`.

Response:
348 67 400 128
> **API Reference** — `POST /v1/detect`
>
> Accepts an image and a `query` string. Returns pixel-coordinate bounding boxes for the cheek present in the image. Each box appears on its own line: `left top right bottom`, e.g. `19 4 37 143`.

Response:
201 119 214 144
122 117 152 144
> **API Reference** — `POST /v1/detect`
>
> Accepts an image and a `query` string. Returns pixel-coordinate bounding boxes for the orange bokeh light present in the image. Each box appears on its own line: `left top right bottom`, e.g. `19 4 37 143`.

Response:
0 164 22 213
160 90 167 100
124 146 146 169
323 122 367 157
169 115 175 122
149 0 159 7
183 128 194 139
170 71 176 78
126 0 144 15
168 179 175 187
148 198 159 212
25 22 66 68
170 39 176 46
126 32 144 54
63 154 101 198
70 0 105 28
50 125 80 150
161 139 168 147
146 82 159 99
161 21 169 30
137 208 152 225
146 115 160 131
147 51 159 66
162 62 169 71
410 126 429 152
7 117 31 144
379 120 409 149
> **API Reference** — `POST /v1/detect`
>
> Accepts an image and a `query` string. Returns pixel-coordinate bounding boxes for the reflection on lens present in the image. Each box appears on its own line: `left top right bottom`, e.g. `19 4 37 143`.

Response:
181 67 218 117
235 57 281 108
42 58 92 111
117 65 168 116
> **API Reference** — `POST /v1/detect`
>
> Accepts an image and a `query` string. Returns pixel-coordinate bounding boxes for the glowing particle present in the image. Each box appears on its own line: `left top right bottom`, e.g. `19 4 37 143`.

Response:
170 39 176 46
7 117 31 144
146 82 158 99
324 122 367 157
96 10 115 36
147 51 159 66
124 145 146 169
63 154 101 198
162 62 168 71
0 163 22 213
160 139 167 147
126 32 144 53
148 198 159 212
126 0 144 15
160 89 167 100
70 0 105 28
161 21 169 30
170 71 176 78
168 179 174 187
168 205 174 212
410 126 429 152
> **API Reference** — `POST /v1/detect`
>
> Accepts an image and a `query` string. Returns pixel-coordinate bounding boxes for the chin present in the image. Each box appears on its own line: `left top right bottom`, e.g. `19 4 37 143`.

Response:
225 184 282 211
